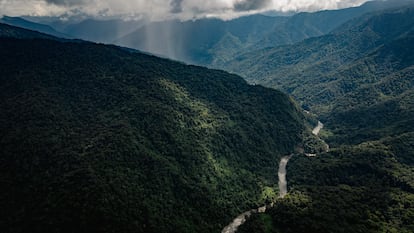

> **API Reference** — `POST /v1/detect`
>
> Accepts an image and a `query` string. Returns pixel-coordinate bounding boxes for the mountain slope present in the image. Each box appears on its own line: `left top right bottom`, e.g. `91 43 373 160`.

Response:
224 6 414 126
114 10 352 64
224 6 414 232
114 0 412 65
0 24 306 233
0 16 70 38
61 19 144 43
115 15 286 64
238 144 414 233
0 22 60 40
13 0 410 66
324 32 414 144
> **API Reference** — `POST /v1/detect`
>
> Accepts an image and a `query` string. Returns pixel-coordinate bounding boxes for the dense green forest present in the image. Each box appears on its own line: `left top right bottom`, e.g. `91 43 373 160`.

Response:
3 0 412 68
0 24 310 233
10 0 406 66
112 0 414 66
228 6 414 233
238 145 414 233
2 3 414 233
222 6 414 143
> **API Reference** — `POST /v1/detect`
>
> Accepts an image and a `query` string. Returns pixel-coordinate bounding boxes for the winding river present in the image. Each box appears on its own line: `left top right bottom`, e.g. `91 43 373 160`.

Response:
312 121 324 135
221 121 324 233
221 155 292 233
221 210 254 233
278 155 292 198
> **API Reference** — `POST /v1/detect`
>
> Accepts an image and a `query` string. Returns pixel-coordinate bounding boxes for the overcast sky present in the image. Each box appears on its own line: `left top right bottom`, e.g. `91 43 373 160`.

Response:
0 0 371 20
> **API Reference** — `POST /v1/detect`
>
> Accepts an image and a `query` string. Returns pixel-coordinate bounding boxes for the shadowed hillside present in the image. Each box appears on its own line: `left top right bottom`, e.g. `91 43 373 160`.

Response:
224 6 414 144
0 23 307 233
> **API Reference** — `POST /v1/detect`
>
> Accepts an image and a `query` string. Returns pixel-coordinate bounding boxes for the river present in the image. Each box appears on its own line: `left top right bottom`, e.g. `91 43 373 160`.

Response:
278 155 292 198
221 155 292 233
221 121 323 233
312 121 324 135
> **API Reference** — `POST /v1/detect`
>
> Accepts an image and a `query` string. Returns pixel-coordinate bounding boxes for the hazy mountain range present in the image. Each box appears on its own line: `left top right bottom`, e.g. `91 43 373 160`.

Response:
0 16 70 39
2 0 413 64
223 6 414 145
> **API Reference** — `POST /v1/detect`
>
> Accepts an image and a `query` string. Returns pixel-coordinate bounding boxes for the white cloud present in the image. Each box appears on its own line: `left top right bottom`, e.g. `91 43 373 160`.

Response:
269 0 369 12
0 0 371 20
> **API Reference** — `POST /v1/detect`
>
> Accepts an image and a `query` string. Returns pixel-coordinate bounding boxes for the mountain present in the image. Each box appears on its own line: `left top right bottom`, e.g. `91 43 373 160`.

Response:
224 6 414 140
244 0 414 50
0 24 308 233
114 15 287 64
59 19 145 43
0 16 70 39
220 6 414 233
114 0 412 65
3 16 143 44
0 22 61 40
238 142 414 233
12 0 410 65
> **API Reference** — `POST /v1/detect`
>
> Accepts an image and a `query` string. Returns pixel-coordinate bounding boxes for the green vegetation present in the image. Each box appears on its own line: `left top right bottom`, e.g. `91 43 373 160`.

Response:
238 144 414 233
0 22 59 40
238 213 275 233
222 6 414 146
0 25 307 233
2 3 414 233
231 6 414 233
115 0 405 66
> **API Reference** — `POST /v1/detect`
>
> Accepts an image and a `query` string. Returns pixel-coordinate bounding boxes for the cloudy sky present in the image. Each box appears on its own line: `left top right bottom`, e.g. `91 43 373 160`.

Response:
0 0 371 20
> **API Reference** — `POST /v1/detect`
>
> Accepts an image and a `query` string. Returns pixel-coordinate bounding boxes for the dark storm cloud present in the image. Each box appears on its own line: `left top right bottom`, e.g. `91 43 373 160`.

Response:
45 0 86 6
0 0 371 20
234 0 270 11
170 0 184 13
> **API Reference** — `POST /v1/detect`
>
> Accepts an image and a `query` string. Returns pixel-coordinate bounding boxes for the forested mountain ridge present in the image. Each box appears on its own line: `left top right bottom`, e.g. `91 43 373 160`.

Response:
228 6 414 233
0 22 62 40
2 2 414 233
115 0 413 65
0 16 70 39
59 18 144 43
0 24 308 233
223 6 414 134
11 0 412 66
238 144 414 233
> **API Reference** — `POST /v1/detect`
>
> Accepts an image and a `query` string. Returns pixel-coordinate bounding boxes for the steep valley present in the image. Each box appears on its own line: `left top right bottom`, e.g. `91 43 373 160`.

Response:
230 5 414 233
1 1 414 232
0 23 310 233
